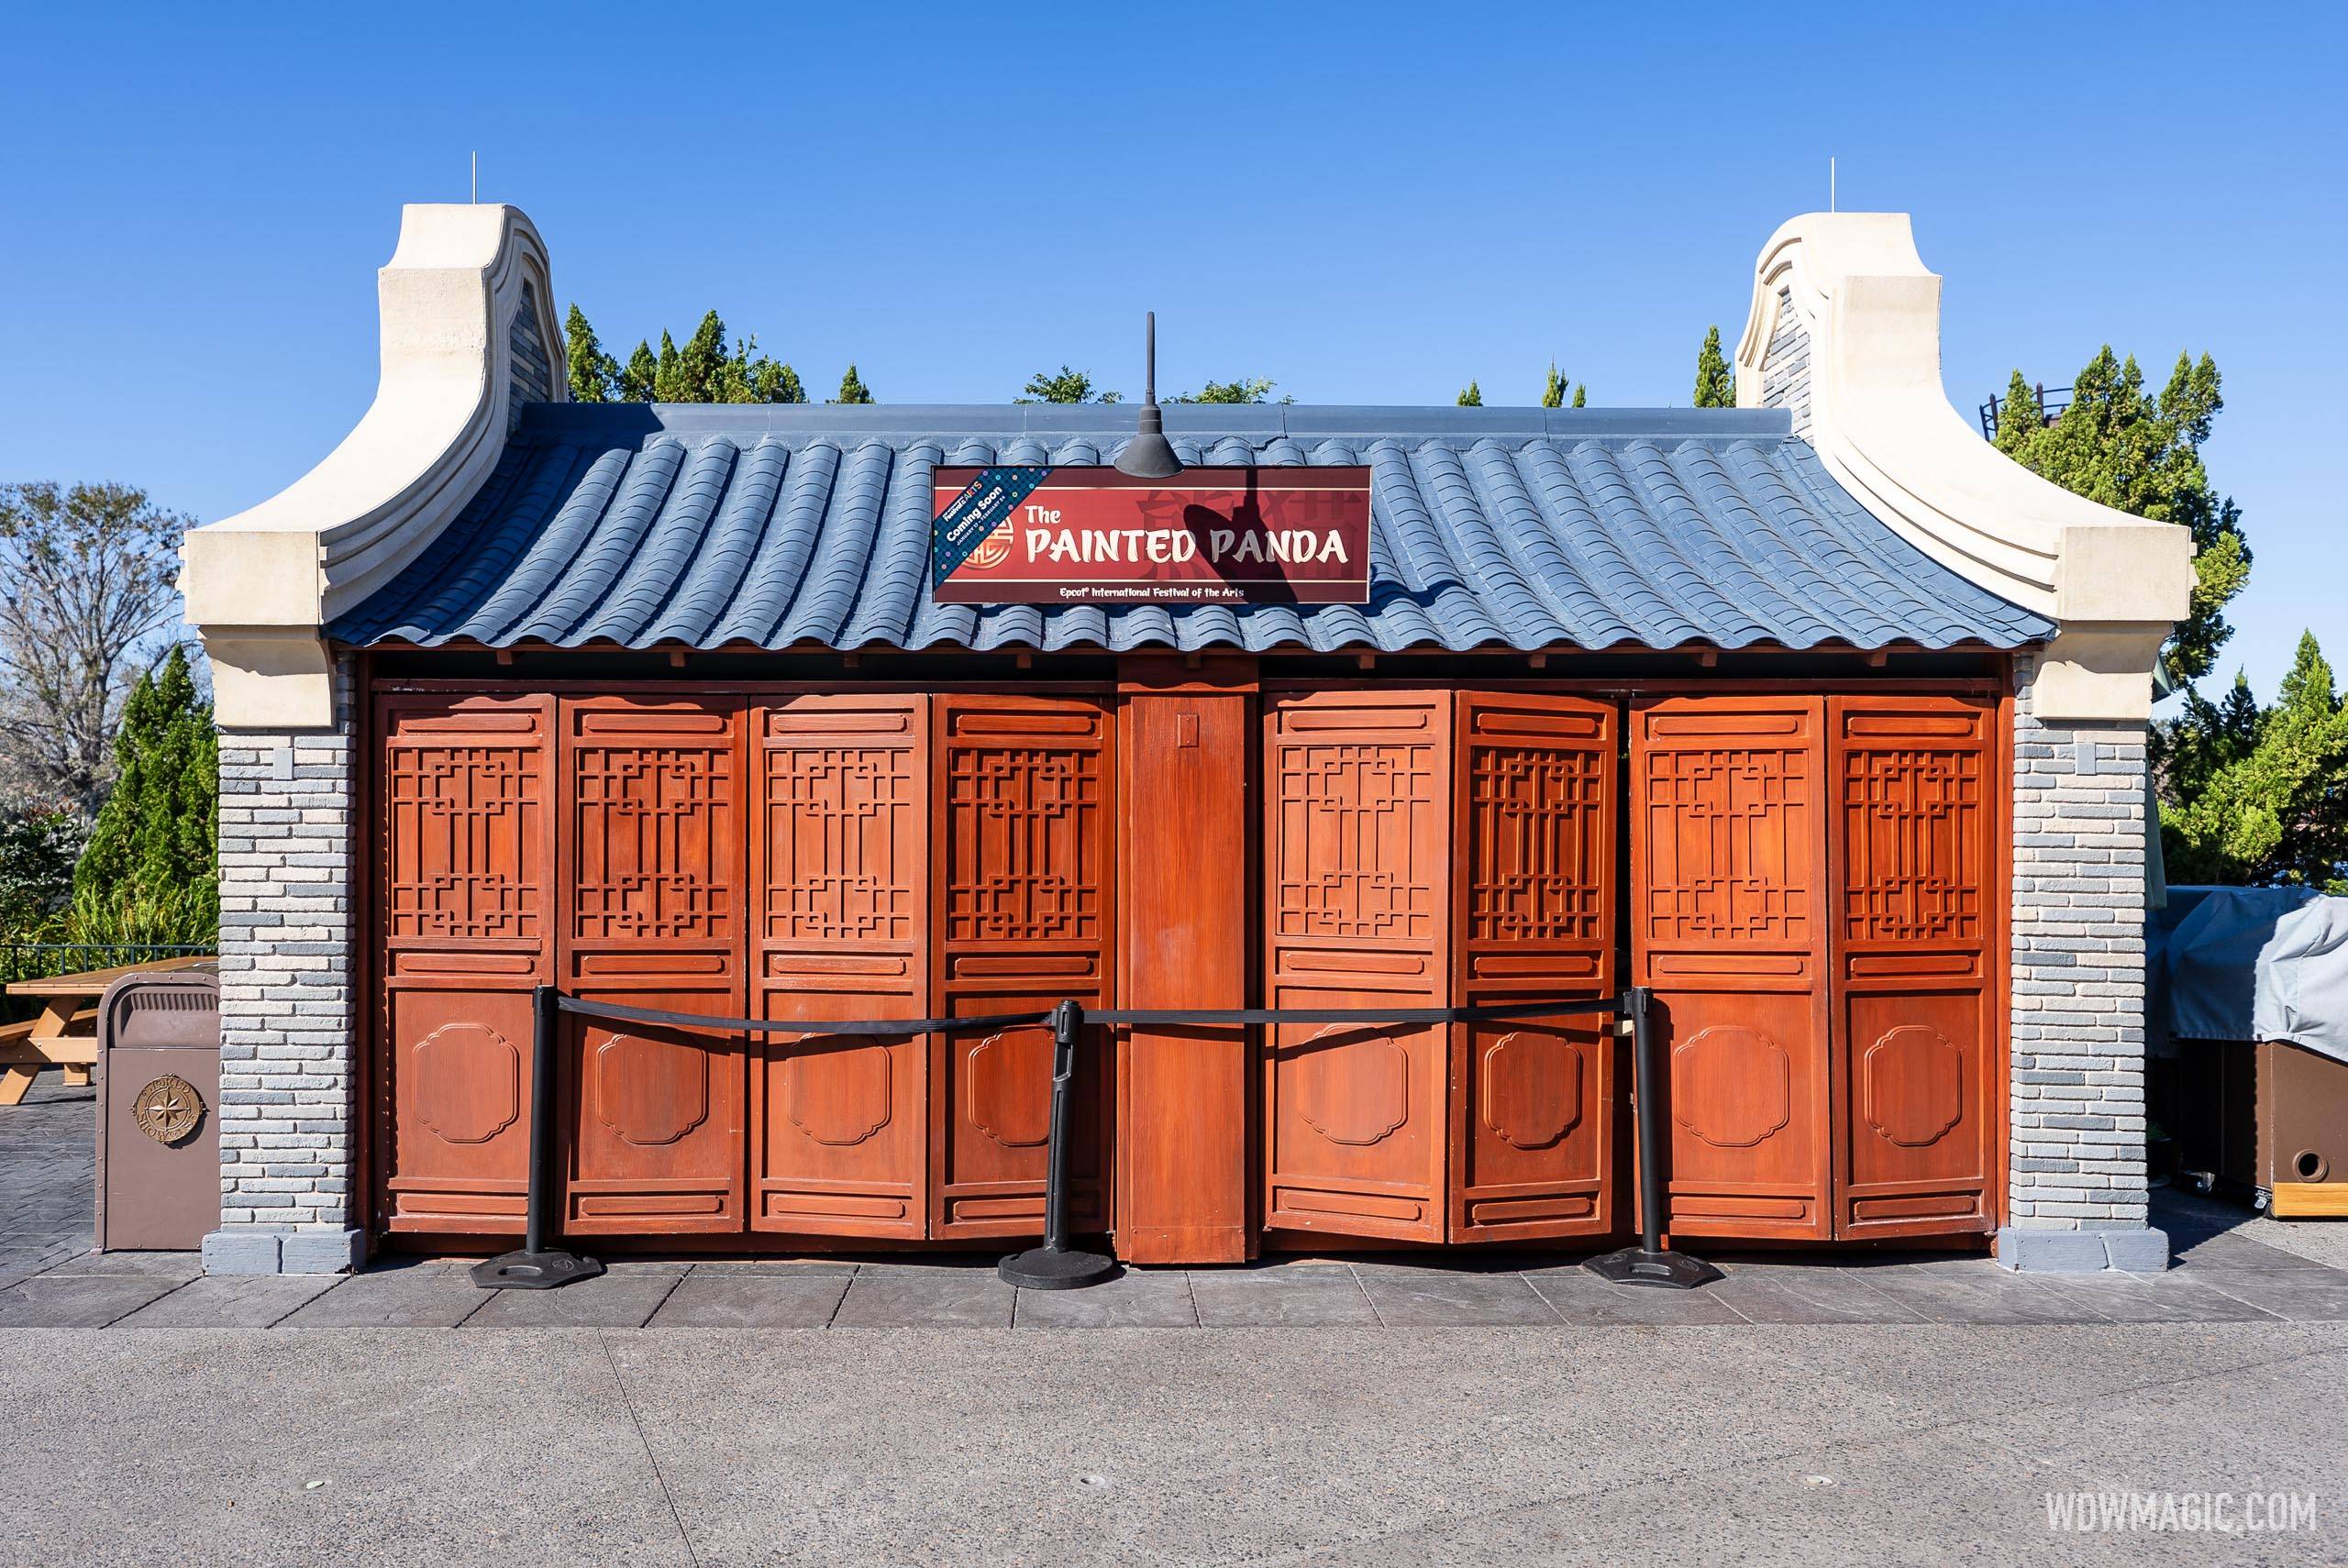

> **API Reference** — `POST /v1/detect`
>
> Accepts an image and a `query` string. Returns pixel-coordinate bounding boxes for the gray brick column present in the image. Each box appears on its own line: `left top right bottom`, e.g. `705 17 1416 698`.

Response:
2000 650 2165 1272
201 657 362 1275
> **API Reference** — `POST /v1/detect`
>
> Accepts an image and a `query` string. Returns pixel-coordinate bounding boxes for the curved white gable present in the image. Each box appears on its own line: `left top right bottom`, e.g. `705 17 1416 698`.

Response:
1735 213 2194 721
182 204 564 727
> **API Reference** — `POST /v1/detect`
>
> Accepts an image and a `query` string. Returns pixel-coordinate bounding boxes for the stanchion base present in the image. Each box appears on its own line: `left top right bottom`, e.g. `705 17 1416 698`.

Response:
1584 1246 1723 1290
471 1249 606 1291
998 1245 1120 1290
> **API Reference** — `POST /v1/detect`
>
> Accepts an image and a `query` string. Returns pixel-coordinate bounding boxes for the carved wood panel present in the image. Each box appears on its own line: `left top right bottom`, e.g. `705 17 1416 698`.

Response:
1263 690 1449 1242
1830 695 1997 1238
375 691 553 1234
748 693 930 1238
1632 696 1833 1241
1450 692 1618 1242
931 694 1113 1239
557 695 747 1234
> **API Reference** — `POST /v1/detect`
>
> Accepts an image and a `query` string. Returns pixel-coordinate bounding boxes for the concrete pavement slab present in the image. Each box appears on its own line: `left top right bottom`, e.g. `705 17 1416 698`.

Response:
116 1274 338 1328
463 1270 681 1328
1189 1266 1380 1325
688 1259 858 1275
36 1250 205 1280
0 1330 691 1567
1355 1270 1559 1326
1526 1271 1750 1324
832 1268 1016 1327
1853 1270 2108 1325
649 1273 850 1327
2031 1273 2286 1325
1013 1268 1198 1327
276 1272 489 1328
0 1273 182 1327
2192 1272 2348 1322
1703 1264 1928 1324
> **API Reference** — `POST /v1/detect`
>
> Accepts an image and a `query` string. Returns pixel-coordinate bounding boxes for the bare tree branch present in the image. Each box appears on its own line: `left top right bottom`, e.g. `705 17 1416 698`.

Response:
0 482 192 814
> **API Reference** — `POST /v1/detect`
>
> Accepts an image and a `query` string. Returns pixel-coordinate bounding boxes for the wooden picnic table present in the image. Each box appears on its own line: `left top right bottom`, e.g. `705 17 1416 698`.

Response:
1 957 210 1105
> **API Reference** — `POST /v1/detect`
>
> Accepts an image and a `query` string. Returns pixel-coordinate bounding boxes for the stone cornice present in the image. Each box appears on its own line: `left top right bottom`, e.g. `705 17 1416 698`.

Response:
182 204 563 727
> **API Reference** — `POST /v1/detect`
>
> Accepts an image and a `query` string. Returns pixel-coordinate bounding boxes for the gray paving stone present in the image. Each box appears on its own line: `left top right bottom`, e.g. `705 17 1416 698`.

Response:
1702 1265 1926 1324
0 1075 95 1263
39 1249 204 1280
1355 1271 1558 1326
688 1259 858 1275
116 1274 338 1327
648 1274 850 1327
2168 1231 2340 1275
833 1269 1015 1327
0 1273 179 1327
2191 1273 2348 1322
465 1271 682 1328
277 1272 490 1328
1856 1270 2108 1325
1524 1272 1749 1325
1189 1268 1379 1326
1013 1269 1198 1328
2030 1273 2283 1324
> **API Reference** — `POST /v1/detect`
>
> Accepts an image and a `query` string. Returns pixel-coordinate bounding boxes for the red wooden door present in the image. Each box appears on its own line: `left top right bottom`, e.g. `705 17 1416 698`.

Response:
1263 690 1450 1242
1450 692 1619 1243
558 694 748 1234
374 691 554 1234
931 694 1114 1239
748 693 930 1239
1830 695 1999 1238
1632 696 1833 1242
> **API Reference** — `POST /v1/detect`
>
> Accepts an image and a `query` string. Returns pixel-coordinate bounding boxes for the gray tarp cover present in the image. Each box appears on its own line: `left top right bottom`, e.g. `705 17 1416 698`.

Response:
2152 886 2348 1062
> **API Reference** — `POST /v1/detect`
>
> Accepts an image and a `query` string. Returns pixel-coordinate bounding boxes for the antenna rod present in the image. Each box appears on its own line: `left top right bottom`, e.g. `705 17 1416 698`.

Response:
1146 311 1157 404
1829 155 1836 213
471 150 478 204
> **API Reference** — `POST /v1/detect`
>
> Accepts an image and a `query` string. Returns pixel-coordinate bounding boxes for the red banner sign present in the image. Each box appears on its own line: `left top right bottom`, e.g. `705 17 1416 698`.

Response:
930 466 1372 604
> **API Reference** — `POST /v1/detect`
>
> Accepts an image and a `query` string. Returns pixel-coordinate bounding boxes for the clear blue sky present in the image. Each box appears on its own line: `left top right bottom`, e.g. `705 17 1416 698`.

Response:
4 2 2337 703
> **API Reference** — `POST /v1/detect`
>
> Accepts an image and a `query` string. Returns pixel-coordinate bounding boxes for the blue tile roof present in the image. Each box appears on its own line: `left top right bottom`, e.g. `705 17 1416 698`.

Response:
330 404 2053 654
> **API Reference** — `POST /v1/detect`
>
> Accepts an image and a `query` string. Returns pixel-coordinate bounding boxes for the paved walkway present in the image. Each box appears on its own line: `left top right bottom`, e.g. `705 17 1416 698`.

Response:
0 1071 94 1280
6 1065 2347 1563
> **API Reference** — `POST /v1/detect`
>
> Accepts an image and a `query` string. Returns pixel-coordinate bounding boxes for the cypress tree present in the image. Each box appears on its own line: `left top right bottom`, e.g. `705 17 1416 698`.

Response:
621 340 659 403
1457 381 1483 407
651 331 685 402
678 311 729 403
72 645 216 940
563 304 620 403
1692 326 1735 407
1541 364 1565 408
832 364 874 404
1571 382 1588 408
1996 348 2248 683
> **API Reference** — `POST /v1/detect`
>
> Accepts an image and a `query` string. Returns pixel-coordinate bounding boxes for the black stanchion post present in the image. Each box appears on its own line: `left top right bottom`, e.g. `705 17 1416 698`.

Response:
471 985 606 1290
1585 986 1723 1289
998 999 1119 1289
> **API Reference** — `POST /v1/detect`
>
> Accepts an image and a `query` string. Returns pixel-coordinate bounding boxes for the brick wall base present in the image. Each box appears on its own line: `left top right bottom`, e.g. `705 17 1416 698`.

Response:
204 659 362 1275
2005 651 2165 1270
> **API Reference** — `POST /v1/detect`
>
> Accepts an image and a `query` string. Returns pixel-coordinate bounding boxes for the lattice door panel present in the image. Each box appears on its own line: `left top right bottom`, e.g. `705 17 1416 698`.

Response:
1450 693 1619 1242
1830 695 1998 1240
374 691 555 1234
1263 690 1451 1243
932 695 1113 1239
1633 696 1833 1242
558 695 748 1234
748 694 931 1238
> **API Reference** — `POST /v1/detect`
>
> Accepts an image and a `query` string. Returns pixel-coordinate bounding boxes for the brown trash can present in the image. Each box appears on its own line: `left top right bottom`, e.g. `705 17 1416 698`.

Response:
95 964 220 1251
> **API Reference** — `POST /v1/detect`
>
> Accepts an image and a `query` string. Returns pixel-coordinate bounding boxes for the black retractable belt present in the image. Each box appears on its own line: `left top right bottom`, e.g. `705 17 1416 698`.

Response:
470 986 1716 1292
